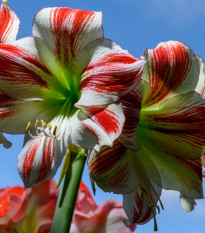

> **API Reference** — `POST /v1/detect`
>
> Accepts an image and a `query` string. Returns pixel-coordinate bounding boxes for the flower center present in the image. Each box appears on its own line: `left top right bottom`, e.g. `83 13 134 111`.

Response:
26 68 81 141
43 68 81 117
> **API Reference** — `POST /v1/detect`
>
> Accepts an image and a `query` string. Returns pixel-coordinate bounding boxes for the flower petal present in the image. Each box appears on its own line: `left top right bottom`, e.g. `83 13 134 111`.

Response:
180 193 196 212
123 182 161 226
17 135 66 187
195 56 205 98
88 141 140 194
70 102 125 149
119 86 142 150
0 2 20 43
74 39 145 106
0 90 44 134
0 37 51 100
0 132 11 148
142 41 199 105
33 7 103 64
139 92 205 159
136 128 203 199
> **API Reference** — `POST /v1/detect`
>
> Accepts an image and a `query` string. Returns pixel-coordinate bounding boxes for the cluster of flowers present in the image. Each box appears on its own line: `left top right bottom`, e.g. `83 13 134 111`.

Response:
0 0 204 231
0 179 136 233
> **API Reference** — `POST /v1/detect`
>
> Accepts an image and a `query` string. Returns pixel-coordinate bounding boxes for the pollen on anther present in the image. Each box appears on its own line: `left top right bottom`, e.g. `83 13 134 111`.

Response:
53 125 57 136
41 120 46 128
35 119 39 130
47 124 52 130
25 121 31 132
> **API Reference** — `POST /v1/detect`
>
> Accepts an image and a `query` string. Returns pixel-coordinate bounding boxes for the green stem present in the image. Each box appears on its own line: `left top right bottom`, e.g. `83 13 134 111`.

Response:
51 152 87 233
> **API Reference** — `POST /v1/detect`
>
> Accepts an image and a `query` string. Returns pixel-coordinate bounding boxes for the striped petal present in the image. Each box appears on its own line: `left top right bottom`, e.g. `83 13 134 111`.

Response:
88 141 139 194
0 37 51 100
33 7 103 64
138 92 205 159
0 90 44 134
123 182 161 227
142 41 199 105
195 56 205 98
75 39 145 106
0 132 11 148
118 86 142 150
0 2 20 43
136 128 203 199
17 134 66 187
70 102 125 150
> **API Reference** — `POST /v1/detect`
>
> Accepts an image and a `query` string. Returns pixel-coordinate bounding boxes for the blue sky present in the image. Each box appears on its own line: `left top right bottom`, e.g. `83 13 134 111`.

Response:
0 0 204 232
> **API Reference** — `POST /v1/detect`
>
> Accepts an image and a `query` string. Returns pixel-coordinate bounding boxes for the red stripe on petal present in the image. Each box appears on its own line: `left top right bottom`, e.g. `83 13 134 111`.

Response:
81 53 141 94
69 10 96 57
0 3 19 43
49 8 99 62
36 138 55 183
89 142 126 175
22 137 44 185
146 41 196 103
0 44 49 87
93 108 121 135
0 109 21 121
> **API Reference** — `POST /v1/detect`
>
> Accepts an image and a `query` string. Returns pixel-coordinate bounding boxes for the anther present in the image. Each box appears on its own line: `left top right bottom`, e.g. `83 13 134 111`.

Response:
152 209 158 232
35 119 39 130
53 125 57 136
158 199 164 210
46 123 52 130
25 121 31 132
156 205 160 214
40 120 46 128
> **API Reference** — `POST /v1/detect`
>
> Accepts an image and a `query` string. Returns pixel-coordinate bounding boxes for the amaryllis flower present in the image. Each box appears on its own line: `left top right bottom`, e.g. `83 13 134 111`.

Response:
0 179 58 233
0 7 145 187
0 0 19 148
0 180 136 233
71 182 136 233
88 41 205 230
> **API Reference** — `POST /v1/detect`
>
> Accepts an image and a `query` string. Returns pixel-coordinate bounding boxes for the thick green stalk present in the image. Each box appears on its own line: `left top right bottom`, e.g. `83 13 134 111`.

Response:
51 152 87 233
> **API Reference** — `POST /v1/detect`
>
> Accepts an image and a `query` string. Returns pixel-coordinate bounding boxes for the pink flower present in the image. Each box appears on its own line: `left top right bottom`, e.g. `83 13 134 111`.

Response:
71 182 136 233
0 179 57 233
0 180 135 233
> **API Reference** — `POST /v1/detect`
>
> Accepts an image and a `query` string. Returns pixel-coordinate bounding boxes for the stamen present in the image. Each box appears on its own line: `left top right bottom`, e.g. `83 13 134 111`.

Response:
41 119 46 128
158 199 164 210
90 177 96 195
152 209 158 232
25 121 31 132
46 123 52 130
35 120 39 130
131 192 139 214
156 205 160 214
53 126 57 136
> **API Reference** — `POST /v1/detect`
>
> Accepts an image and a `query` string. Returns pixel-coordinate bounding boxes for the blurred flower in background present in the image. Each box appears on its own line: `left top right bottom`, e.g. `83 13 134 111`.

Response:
0 180 136 233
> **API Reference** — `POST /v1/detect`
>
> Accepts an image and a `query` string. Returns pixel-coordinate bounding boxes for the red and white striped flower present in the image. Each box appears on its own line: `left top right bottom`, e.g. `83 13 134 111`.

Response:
88 41 205 230
0 0 19 148
0 7 145 187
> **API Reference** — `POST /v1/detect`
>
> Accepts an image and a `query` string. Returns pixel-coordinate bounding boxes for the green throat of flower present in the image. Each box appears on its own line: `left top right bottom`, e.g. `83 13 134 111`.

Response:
44 67 81 117
25 68 81 140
